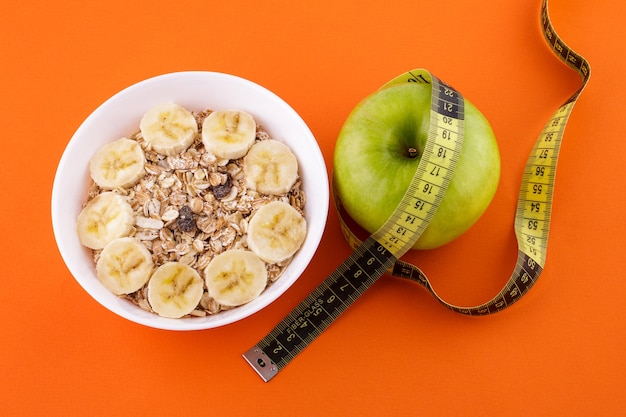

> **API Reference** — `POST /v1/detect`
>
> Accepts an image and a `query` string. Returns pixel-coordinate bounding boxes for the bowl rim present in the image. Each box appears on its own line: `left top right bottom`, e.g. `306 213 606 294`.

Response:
51 70 329 330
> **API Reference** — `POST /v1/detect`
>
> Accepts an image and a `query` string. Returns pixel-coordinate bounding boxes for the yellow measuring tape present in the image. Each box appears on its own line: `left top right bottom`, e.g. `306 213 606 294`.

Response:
243 0 591 381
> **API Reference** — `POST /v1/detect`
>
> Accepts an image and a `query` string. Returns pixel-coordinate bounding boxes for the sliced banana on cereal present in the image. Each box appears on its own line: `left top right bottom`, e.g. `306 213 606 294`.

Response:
140 102 198 156
147 262 204 318
243 139 299 195
96 237 154 295
246 201 307 264
76 192 135 250
204 250 268 307
201 110 256 160
89 137 145 189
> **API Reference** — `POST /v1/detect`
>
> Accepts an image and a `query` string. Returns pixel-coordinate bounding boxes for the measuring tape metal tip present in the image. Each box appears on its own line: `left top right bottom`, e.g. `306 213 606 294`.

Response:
243 346 279 382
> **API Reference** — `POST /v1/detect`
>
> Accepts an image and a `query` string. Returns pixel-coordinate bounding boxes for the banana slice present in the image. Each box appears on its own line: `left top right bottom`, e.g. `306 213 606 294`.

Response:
76 192 135 250
96 237 154 295
201 110 256 160
147 262 204 318
89 137 145 189
246 201 307 264
139 102 198 156
204 250 268 307
243 139 299 195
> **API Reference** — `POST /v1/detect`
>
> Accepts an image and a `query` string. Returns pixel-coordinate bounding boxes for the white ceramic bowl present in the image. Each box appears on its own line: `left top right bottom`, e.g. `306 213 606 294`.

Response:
52 71 329 330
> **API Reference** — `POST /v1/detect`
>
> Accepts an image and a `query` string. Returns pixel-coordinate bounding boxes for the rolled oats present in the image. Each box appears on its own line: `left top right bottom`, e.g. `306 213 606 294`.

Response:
85 109 306 318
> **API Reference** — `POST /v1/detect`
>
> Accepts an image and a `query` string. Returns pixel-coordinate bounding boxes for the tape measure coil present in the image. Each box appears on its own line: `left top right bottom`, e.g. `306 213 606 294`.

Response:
243 0 591 382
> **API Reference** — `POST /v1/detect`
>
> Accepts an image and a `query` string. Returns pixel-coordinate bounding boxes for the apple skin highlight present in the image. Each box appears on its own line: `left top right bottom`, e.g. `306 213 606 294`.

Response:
333 82 500 250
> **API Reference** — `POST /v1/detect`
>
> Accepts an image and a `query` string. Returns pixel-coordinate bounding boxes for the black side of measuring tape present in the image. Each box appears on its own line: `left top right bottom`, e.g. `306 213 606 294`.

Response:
243 0 590 382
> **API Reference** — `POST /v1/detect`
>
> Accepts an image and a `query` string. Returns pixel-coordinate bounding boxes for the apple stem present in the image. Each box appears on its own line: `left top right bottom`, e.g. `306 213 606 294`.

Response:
407 147 418 158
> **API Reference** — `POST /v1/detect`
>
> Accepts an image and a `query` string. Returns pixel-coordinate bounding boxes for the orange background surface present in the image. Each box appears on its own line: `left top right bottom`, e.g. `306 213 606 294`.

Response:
2 0 625 415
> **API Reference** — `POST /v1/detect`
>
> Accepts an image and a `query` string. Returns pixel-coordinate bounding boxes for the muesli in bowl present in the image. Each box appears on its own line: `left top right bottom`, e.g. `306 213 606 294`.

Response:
52 72 329 330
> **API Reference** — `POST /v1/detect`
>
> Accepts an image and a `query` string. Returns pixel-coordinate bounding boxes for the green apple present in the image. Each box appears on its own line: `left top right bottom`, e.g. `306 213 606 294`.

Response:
333 82 500 250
